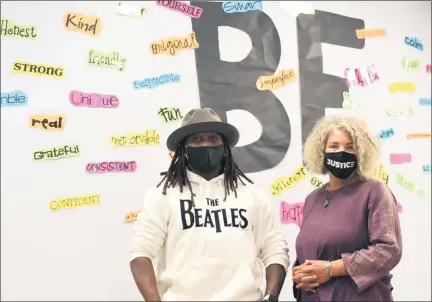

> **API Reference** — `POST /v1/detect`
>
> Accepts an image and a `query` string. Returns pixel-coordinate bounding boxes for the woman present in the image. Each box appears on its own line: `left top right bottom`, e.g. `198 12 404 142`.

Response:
292 116 402 301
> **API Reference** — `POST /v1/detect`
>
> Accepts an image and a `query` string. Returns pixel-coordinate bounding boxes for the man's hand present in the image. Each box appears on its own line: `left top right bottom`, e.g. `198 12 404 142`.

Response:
293 260 331 292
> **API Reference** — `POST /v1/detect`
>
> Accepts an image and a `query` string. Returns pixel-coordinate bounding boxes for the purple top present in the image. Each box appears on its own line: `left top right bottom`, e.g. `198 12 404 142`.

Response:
295 177 402 301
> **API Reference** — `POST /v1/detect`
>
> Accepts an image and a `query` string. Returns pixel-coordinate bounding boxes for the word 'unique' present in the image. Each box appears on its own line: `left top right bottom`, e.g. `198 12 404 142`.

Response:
342 91 359 109
117 2 147 18
407 133 431 139
50 194 101 212
134 73 180 89
125 211 140 222
280 201 303 228
310 177 325 189
1 91 27 107
222 1 263 13
344 65 379 88
387 105 414 116
156 0 203 18
86 161 137 173
69 90 119 108
271 167 307 196
402 58 420 70
388 82 416 94
423 164 431 172
33 144 79 161
29 115 65 131
419 98 431 106
111 130 160 148
375 164 389 184
356 28 386 39
256 68 296 91
0 19 37 39
378 128 394 141
89 50 126 72
12 61 64 78
63 12 101 36
158 107 183 123
405 36 423 51
150 31 199 55
390 153 412 165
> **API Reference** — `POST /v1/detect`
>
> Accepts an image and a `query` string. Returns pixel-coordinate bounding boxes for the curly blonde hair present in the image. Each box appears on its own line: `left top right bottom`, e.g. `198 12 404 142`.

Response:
303 116 380 179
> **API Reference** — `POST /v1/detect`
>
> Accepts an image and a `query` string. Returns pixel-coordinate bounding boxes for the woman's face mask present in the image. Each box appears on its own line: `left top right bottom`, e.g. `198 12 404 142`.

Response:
324 128 357 179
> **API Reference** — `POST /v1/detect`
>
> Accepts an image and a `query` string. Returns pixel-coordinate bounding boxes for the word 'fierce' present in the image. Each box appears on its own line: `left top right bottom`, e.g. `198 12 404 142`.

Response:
63 12 101 36
69 90 119 108
50 194 101 212
33 144 80 161
12 61 64 78
156 0 203 18
89 50 126 72
29 115 65 131
222 1 263 13
1 19 37 39
271 167 307 196
86 161 137 173
150 31 199 55
111 130 160 148
134 73 180 89
1 91 27 107
257 68 296 91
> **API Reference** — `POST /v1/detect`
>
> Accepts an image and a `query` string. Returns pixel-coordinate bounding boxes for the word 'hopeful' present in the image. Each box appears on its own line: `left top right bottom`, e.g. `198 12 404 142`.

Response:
156 0 203 18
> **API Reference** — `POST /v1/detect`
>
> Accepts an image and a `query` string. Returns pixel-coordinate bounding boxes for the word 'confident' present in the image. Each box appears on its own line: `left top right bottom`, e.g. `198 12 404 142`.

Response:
256 68 296 91
355 28 386 39
33 144 79 161
1 19 37 39
1 91 27 107
344 65 379 87
86 161 137 173
124 211 140 222
271 166 307 196
222 1 263 13
89 50 126 72
12 61 64 78
63 12 101 36
156 0 203 18
69 90 119 108
133 73 180 89
29 115 65 131
158 107 183 123
111 130 160 147
50 194 101 212
150 31 199 55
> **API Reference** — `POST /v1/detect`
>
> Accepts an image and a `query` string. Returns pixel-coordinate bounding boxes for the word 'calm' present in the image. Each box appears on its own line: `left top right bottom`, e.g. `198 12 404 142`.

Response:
256 68 296 91
12 61 64 78
156 0 203 18
86 161 137 173
111 130 160 147
50 194 101 212
89 50 126 72
29 115 65 131
1 91 27 107
1 19 37 39
134 73 180 89
222 1 263 13
158 107 183 123
63 12 101 36
33 144 79 161
344 65 379 87
271 166 307 196
69 90 119 108
280 201 303 228
150 31 199 55
404 36 423 51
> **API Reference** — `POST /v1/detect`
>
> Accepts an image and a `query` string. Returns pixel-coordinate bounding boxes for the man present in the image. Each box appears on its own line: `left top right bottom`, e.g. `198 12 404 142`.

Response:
130 108 289 301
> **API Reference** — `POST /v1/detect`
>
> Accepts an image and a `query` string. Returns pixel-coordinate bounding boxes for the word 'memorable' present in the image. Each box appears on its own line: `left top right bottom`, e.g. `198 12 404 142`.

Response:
69 90 119 108
1 91 27 107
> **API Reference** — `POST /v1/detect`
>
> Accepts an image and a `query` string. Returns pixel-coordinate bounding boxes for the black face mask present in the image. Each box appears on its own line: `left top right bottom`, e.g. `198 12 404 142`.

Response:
185 145 224 174
324 151 358 179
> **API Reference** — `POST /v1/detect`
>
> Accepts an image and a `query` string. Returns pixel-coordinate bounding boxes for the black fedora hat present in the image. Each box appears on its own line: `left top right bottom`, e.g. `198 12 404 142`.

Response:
166 108 240 151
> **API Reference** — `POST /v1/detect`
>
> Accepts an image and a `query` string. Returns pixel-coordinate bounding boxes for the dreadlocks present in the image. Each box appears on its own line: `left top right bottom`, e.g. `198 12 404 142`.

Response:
157 137 253 203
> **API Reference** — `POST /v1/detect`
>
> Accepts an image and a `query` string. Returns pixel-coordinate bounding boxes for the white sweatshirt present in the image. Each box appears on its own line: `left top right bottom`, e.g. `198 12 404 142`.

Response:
130 170 289 301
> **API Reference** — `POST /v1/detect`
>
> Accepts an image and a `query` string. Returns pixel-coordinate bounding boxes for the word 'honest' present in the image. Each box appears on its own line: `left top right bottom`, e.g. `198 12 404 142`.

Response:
69 90 119 108
50 194 101 212
344 65 379 87
1 19 37 39
1 91 27 107
64 12 101 36
12 61 64 78
29 115 65 131
86 161 137 173
271 167 307 196
111 130 160 148
33 144 79 161
150 31 199 55
156 0 203 18
158 107 183 123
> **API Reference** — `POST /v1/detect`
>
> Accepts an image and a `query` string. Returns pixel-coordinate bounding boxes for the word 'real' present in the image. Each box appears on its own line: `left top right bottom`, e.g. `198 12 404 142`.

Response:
375 164 389 184
378 128 394 141
356 28 386 39
388 82 416 94
0 19 37 39
396 173 424 196
69 90 119 108
310 177 326 189
423 164 431 172
407 133 431 139
405 36 423 51
125 211 140 222
150 31 199 55
86 161 137 173
271 167 307 196
134 73 180 89
279 1 314 18
256 69 296 91
387 105 414 116
427 64 431 73
390 153 412 165
29 115 65 131
402 58 420 70
280 201 303 228
222 1 263 13
419 98 431 106
158 107 183 123
1 91 27 107
344 65 379 87
89 50 126 72
50 194 101 212
12 61 64 78
33 144 79 161
156 0 203 18
111 130 160 147
63 12 101 36
342 91 359 109
117 2 147 18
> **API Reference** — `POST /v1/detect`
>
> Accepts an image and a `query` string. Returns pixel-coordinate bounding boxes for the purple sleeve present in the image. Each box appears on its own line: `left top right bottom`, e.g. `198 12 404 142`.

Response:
341 182 402 293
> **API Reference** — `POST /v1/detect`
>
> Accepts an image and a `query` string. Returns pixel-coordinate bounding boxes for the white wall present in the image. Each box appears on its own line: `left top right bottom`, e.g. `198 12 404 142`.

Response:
1 1 431 301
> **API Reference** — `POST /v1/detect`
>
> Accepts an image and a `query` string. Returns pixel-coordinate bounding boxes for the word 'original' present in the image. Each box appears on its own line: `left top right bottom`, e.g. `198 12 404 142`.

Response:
423 164 431 172
1 91 27 107
419 98 431 106
279 2 314 18
69 90 119 108
402 58 420 70
111 130 160 147
63 12 101 36
133 73 180 89
33 144 79 161
29 115 65 131
387 105 414 116
356 28 386 39
405 36 423 51
310 177 326 189
158 107 183 123
388 82 416 94
256 68 296 91
125 211 140 222
344 65 379 88
407 133 431 139
12 61 64 78
342 91 359 109
280 201 303 228
150 31 199 55
222 1 263 13
390 153 412 165
271 167 307 196
89 50 126 72
86 161 137 173
375 164 389 184
50 194 101 212
378 128 394 141
117 2 147 18
156 0 203 18
0 19 37 39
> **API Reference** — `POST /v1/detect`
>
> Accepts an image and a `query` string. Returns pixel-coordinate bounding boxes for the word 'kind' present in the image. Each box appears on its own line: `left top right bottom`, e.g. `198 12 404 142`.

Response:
150 31 199 55
89 50 126 72
134 73 180 89
12 61 64 78
1 19 37 39
271 166 307 196
69 90 119 108
111 130 160 147
63 12 101 36
158 107 183 123
86 161 137 173
344 65 379 87
256 68 296 91
222 1 263 13
156 0 203 18
29 115 65 131
33 144 79 161
50 194 101 212
1 91 27 107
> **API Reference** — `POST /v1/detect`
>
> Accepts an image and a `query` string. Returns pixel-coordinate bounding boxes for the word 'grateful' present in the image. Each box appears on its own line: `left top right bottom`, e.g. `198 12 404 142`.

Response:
158 107 183 123
12 61 64 78
1 91 27 107
50 194 101 212
69 90 119 108
150 31 199 55
29 115 65 131
156 0 203 18
134 73 180 89
33 144 79 161
63 12 101 36
111 130 160 148
86 161 137 173
1 19 37 39
271 166 307 196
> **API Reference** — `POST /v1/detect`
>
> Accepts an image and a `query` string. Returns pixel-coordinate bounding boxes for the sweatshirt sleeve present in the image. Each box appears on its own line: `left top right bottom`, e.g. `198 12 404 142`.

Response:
255 188 290 271
130 187 170 262
341 182 402 292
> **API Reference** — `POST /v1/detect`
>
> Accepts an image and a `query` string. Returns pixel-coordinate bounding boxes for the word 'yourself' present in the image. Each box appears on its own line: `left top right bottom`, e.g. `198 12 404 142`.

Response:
156 0 203 18
134 73 180 89
50 194 101 212
33 144 79 161
150 31 199 55
111 130 160 147
158 107 183 123
29 115 65 131
86 161 137 173
12 61 64 78
1 91 27 107
69 90 119 108
1 19 37 39
63 12 101 36
257 68 296 91
89 50 126 72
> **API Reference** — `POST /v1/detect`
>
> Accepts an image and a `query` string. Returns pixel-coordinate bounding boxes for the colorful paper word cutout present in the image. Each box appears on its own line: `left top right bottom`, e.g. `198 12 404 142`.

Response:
386 105 414 116
117 2 148 18
356 28 386 39
344 65 379 88
111 130 160 148
12 61 64 78
279 1 314 18
63 12 101 36
402 58 420 70
156 0 203 18
390 153 412 164
310 177 325 189
419 98 431 106
342 91 359 109
396 173 423 195
375 164 389 184
125 211 140 222
404 36 423 51
222 1 263 13
86 161 137 173
150 31 199 55
407 133 431 139
271 167 307 196
378 128 394 141
29 115 65 131
1 91 27 107
158 107 183 123
133 73 180 89
388 82 416 94
280 201 304 228
0 19 37 39
89 50 126 72
50 194 101 212
69 90 119 108
427 64 431 73
256 68 296 91
33 144 79 161
423 164 431 172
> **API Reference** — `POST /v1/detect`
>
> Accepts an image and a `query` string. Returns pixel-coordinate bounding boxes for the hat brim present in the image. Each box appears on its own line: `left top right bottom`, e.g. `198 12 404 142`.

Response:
166 122 240 151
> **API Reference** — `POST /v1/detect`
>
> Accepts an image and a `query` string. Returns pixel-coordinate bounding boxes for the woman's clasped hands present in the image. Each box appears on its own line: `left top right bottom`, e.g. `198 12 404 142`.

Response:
292 260 331 292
